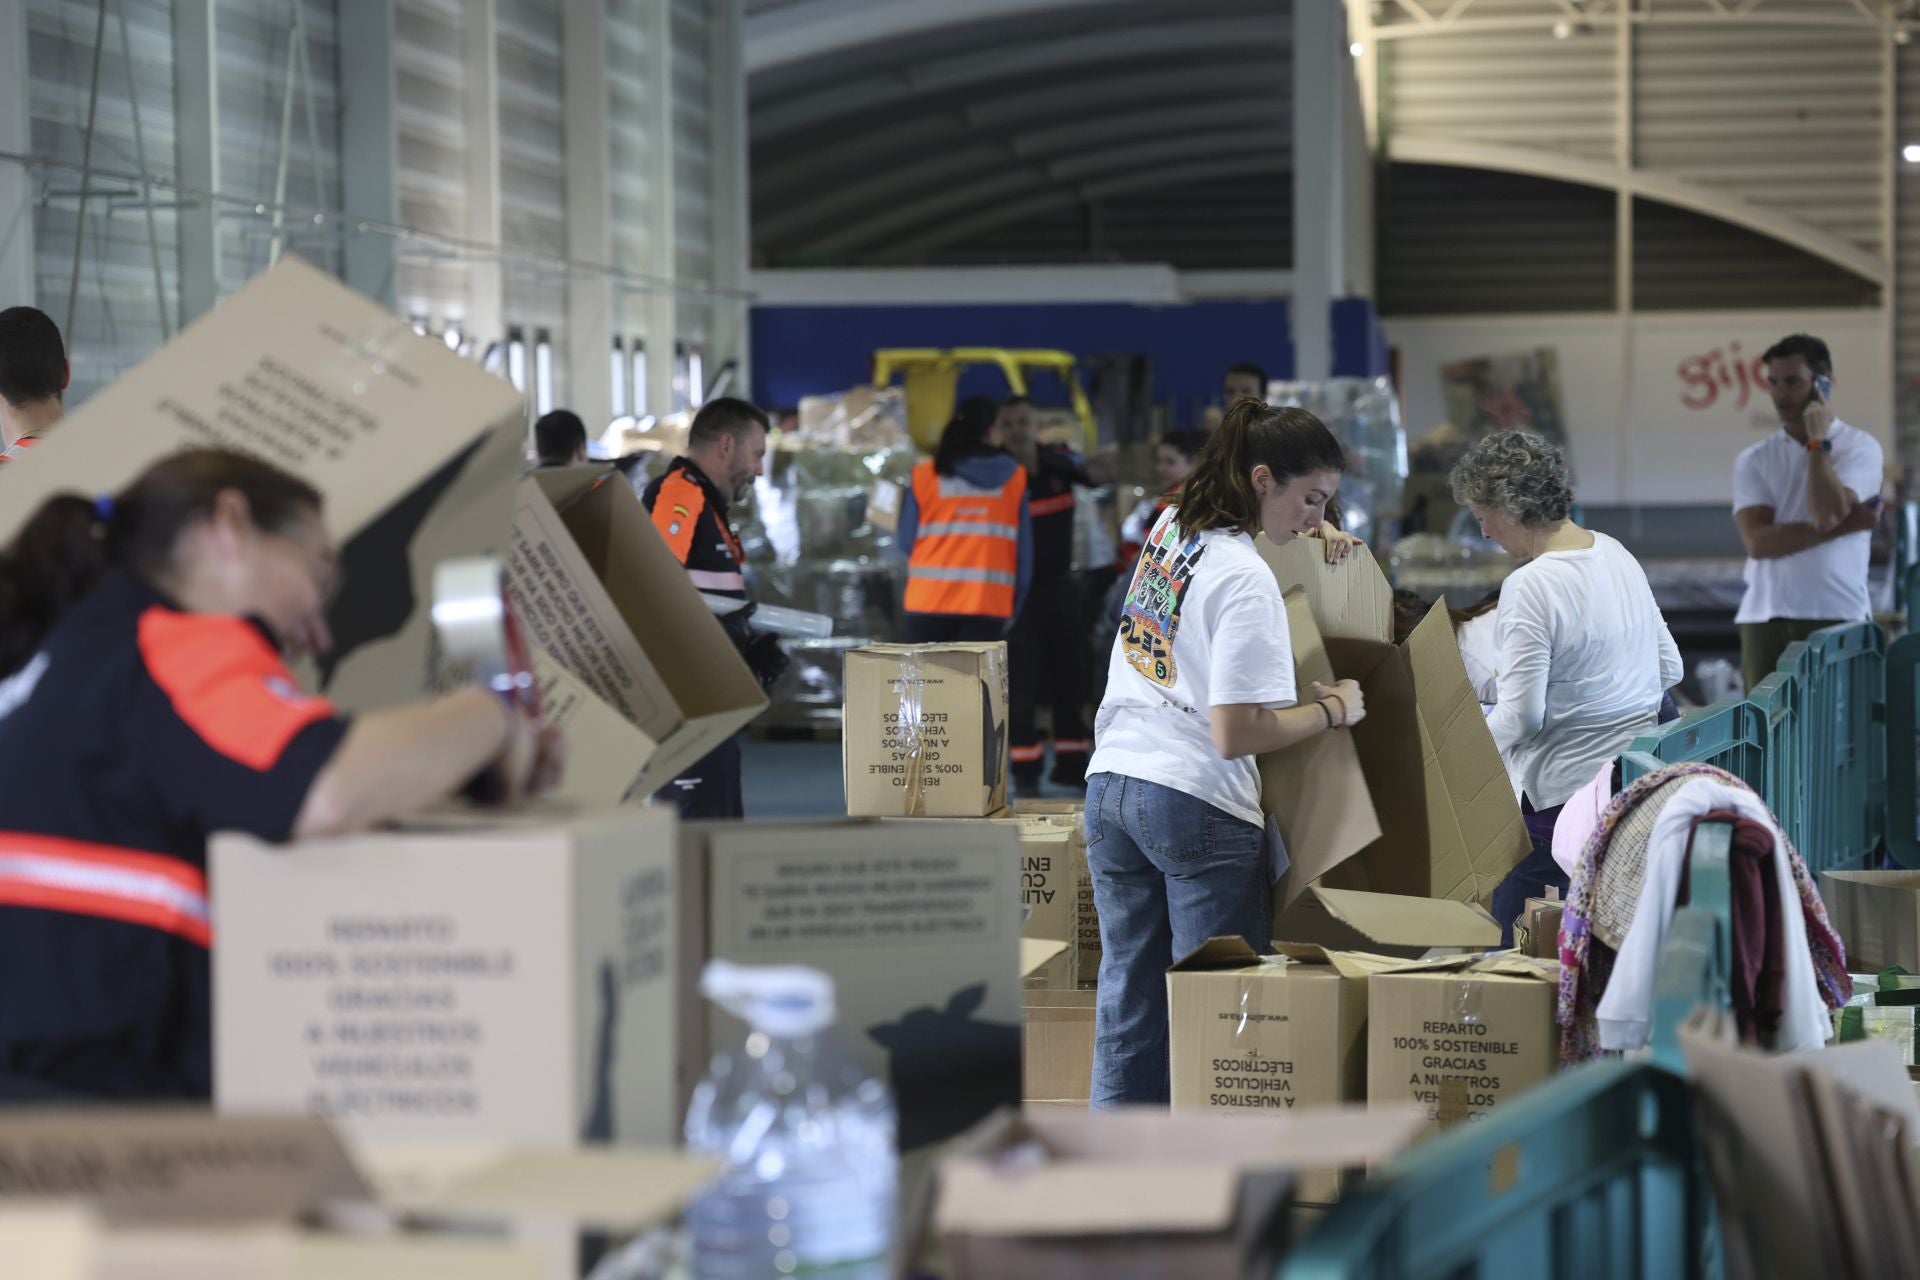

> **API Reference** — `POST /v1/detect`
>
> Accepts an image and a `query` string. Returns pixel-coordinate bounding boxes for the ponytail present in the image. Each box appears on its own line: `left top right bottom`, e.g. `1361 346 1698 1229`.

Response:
1176 397 1346 534
933 396 1005 477
0 448 323 677
0 496 111 677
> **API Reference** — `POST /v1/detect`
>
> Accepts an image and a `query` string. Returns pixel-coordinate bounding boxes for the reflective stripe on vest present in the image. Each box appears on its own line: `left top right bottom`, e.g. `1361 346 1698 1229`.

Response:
1028 492 1075 518
0 834 211 947
906 460 1025 618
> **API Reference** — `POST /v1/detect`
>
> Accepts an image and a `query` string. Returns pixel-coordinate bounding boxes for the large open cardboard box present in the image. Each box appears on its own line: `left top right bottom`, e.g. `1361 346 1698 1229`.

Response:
675 820 1024 1155
1257 537 1529 908
212 807 679 1146
0 1110 716 1280
0 257 526 714
931 1104 1425 1280
507 467 766 801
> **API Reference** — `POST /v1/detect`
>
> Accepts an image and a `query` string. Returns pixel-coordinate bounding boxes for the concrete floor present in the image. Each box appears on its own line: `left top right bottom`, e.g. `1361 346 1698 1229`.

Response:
740 738 1086 819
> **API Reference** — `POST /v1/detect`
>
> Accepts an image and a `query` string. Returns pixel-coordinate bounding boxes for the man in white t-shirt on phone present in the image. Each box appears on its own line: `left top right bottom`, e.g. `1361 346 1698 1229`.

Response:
1732 333 1883 693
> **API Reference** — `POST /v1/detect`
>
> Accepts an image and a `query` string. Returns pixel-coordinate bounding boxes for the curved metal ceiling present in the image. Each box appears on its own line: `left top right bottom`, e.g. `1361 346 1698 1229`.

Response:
746 0 1291 266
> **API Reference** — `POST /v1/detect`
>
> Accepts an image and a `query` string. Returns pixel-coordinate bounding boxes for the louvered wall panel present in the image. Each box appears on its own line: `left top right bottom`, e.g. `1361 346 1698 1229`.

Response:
394 0 471 325
1378 164 1617 316
673 0 713 348
214 0 344 293
1384 25 1617 162
496 0 568 403
1634 21 1884 259
29 0 180 401
606 0 656 361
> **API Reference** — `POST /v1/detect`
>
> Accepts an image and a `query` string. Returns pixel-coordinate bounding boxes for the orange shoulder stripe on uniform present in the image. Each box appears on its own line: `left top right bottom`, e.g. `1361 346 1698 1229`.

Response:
651 470 707 565
137 608 338 773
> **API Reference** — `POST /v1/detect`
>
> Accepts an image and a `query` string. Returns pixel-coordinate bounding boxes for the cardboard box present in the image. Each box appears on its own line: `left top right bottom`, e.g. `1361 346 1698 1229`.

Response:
843 644 1010 818
676 820 1024 1154
1517 894 1564 961
212 809 679 1146
1366 953 1560 1140
1681 1014 1920 1280
507 467 767 802
1069 825 1101 987
1274 887 1501 958
1166 941 1375 1203
1258 538 1529 907
1023 987 1096 1105
0 257 527 714
932 1105 1425 1280
869 478 904 534
1820 871 1920 974
528 648 654 806
0 1111 716 1280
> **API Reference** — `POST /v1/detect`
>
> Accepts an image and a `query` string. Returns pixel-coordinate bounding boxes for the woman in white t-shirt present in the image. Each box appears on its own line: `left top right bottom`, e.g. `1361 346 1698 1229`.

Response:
1085 398 1366 1107
1449 430 1683 942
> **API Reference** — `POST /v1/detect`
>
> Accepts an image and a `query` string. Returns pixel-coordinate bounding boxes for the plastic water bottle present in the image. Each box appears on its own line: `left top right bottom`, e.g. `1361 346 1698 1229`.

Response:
684 961 898 1278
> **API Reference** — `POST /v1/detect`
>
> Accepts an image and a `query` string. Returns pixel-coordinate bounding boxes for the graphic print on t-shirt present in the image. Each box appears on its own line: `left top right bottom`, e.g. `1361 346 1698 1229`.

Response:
1118 515 1208 688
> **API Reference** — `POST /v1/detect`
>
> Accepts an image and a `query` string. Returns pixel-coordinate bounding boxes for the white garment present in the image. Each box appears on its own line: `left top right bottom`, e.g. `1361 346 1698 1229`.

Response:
1486 532 1683 810
1089 508 1296 827
1119 497 1159 549
1596 776 1829 1055
1456 611 1500 705
1732 420 1884 625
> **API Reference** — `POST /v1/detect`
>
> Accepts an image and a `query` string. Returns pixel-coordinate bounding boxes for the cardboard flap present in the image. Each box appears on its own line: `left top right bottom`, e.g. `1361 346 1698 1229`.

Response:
354 1144 717 1233
1374 951 1559 982
1022 938 1069 977
1256 537 1394 643
1169 936 1267 973
1277 888 1500 956
1403 602 1530 904
1269 941 1336 965
0 1112 371 1227
1262 594 1383 902
938 1164 1243 1236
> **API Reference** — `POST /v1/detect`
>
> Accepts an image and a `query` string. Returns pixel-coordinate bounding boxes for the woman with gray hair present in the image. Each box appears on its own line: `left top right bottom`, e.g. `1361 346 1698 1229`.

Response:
1450 430 1682 941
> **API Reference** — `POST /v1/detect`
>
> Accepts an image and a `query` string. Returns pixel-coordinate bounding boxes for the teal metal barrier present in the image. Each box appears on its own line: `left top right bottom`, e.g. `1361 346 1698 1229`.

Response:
1797 624 1885 874
1620 700 1766 792
1747 667 1806 859
1278 1062 1709 1280
1886 630 1920 868
1280 817 1733 1280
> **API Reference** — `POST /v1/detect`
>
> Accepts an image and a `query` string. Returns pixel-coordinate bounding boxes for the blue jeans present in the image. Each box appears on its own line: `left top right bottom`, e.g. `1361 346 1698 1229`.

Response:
1085 772 1270 1107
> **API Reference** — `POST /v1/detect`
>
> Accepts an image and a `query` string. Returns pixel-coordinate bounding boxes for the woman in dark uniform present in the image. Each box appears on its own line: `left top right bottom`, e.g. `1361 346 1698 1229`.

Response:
0 448 556 1100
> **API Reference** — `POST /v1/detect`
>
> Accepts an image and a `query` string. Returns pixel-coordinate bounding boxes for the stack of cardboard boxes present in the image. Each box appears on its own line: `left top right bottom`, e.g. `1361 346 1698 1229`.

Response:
834 532 1562 1161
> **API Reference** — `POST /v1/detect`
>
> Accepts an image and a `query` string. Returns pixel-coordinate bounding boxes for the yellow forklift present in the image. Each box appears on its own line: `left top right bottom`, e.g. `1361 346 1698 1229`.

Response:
872 347 1096 454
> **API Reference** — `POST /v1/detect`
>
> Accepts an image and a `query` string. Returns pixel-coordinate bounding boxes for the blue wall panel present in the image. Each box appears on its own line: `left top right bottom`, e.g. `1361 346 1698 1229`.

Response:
750 300 1293 426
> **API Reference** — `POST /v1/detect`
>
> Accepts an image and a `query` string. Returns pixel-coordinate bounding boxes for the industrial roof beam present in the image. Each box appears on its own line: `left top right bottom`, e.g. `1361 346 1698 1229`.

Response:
863 156 1284 265
1388 133 1889 284
757 118 1290 249
752 18 1286 143
746 0 1118 73
751 64 1280 202
785 131 1290 262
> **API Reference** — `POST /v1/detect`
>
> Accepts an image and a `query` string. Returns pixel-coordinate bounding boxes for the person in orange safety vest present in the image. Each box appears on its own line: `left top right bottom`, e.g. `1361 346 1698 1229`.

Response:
896 396 1032 644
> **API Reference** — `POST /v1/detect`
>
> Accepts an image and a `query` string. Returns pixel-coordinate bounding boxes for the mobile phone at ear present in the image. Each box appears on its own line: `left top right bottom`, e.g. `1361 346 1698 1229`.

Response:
1814 374 1833 401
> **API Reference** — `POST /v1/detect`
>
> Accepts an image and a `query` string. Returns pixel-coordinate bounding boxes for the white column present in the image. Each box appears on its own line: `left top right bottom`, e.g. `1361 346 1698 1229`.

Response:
644 0 678 419
462 0 504 352
337 0 399 307
1291 0 1353 381
171 0 220 326
0 0 33 308
710 0 750 397
563 0 613 429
